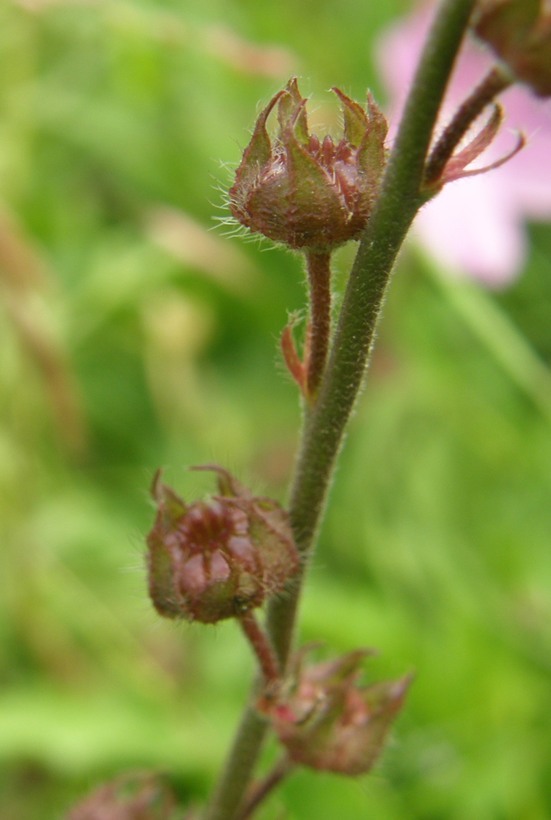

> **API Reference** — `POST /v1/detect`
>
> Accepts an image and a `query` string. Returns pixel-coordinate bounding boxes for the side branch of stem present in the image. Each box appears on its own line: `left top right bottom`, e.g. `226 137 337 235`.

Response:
236 757 294 820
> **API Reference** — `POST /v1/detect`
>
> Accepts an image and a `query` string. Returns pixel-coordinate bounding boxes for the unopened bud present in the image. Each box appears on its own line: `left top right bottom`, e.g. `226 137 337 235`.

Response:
258 647 412 776
229 78 388 251
67 772 177 820
146 466 299 624
472 0 551 97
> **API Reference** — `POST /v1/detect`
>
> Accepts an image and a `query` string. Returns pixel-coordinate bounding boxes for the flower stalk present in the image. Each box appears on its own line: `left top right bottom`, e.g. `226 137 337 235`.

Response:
304 250 332 400
238 611 281 685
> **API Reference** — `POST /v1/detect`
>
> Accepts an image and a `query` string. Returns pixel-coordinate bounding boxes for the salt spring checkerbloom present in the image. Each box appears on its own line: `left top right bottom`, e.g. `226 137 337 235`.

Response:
377 1 551 285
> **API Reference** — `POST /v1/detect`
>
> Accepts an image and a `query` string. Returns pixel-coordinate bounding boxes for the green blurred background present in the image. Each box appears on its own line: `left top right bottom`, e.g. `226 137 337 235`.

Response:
1 0 550 817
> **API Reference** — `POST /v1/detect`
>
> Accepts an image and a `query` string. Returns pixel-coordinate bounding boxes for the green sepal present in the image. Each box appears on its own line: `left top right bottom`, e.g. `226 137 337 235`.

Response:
332 87 368 148
357 95 387 186
234 91 283 187
278 78 309 145
283 124 345 233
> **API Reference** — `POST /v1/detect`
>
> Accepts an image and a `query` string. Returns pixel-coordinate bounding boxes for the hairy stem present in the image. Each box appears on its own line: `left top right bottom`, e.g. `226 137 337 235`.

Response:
268 0 478 662
203 2 476 817
305 250 332 400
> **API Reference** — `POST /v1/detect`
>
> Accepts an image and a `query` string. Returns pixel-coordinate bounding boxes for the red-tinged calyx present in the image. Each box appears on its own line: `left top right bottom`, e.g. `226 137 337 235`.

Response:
67 772 178 820
472 0 551 97
229 78 388 251
146 466 299 624
257 647 412 776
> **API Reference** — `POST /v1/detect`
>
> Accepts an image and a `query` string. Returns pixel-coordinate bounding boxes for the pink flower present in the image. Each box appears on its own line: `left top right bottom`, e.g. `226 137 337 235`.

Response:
377 2 551 286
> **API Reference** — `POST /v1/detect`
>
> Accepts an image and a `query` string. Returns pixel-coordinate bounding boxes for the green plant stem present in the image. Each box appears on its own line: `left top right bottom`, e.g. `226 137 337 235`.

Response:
203 2 476 817
269 0 478 662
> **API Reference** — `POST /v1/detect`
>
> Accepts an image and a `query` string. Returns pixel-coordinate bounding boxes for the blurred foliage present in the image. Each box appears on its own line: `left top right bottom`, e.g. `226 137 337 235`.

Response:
0 0 550 818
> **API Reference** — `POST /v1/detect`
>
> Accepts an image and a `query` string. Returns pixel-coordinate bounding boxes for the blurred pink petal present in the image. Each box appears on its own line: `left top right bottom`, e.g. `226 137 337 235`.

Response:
377 1 551 286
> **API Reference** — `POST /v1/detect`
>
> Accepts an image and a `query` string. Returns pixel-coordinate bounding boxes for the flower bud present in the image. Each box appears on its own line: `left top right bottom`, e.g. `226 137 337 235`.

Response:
229 78 388 251
472 0 551 97
67 772 178 820
146 466 299 624
258 648 412 776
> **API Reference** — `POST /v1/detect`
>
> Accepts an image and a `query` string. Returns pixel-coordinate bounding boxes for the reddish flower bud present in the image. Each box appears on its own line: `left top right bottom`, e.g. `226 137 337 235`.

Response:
146 466 299 624
229 78 388 251
472 0 551 97
67 772 178 820
258 648 412 776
